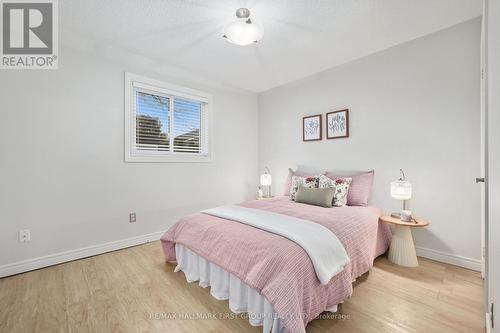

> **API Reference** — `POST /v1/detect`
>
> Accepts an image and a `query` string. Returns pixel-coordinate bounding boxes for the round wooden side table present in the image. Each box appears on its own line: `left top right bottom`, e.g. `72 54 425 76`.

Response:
380 215 429 267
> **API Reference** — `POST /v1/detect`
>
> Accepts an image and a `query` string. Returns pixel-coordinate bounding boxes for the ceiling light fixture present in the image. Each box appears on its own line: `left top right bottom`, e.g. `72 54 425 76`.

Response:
223 8 264 46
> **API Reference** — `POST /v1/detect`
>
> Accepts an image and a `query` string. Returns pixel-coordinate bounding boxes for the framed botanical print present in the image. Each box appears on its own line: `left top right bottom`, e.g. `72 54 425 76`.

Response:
326 109 349 139
303 114 322 141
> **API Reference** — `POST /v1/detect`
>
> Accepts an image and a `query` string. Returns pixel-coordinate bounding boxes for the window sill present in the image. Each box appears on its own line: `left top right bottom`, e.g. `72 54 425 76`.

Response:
125 154 212 163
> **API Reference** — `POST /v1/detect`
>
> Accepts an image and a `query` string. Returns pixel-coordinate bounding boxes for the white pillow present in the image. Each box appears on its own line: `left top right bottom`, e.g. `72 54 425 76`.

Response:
318 174 352 207
289 175 320 201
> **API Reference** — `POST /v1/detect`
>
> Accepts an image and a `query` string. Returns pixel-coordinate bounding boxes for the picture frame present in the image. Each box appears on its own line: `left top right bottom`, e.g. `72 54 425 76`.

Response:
302 114 322 141
326 109 349 139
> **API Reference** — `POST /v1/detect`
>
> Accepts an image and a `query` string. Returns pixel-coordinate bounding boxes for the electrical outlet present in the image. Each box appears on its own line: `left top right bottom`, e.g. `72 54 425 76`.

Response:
129 213 137 223
19 229 31 242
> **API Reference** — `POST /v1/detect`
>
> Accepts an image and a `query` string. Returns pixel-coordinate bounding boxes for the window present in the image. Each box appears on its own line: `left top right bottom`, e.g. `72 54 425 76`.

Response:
125 73 212 162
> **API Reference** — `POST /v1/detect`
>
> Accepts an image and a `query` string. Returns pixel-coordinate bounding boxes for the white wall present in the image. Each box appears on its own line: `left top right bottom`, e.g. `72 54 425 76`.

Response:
258 19 482 265
0 45 259 267
0 18 483 273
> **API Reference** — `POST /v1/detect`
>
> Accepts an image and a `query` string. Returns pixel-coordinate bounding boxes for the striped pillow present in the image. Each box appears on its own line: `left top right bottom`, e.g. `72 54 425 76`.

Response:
324 170 374 206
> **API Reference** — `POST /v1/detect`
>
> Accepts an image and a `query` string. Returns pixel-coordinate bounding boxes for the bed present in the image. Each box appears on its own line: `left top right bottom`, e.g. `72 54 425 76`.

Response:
160 196 391 333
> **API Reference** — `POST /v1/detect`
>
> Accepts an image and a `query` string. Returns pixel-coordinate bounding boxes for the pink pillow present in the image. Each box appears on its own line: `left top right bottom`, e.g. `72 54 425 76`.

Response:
324 170 374 206
283 168 309 196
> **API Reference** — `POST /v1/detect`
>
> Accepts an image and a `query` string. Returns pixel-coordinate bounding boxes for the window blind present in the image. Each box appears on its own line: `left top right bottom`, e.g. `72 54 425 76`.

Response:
135 91 170 152
133 87 206 155
173 98 201 153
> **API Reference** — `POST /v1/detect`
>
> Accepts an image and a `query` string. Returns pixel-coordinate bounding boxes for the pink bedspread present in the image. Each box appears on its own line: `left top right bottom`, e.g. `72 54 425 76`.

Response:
160 197 391 333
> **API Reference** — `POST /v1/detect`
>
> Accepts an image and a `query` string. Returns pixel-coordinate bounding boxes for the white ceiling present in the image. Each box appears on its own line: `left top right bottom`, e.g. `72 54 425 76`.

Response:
60 0 482 92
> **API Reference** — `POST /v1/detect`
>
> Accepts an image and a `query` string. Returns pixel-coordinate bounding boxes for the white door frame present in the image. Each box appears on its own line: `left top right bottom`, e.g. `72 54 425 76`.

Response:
480 0 487 281
485 0 499 331
481 1 491 330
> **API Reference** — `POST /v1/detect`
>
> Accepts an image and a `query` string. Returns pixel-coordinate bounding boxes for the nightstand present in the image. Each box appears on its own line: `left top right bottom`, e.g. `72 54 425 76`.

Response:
379 215 429 267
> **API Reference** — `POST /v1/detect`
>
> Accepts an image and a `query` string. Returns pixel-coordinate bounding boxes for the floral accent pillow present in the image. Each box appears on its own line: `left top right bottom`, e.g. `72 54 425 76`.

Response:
318 174 352 207
290 175 320 201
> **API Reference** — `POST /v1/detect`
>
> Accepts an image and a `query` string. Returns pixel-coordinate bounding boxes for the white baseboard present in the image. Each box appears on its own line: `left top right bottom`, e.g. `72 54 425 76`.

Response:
0 234 482 278
416 246 482 271
0 231 165 278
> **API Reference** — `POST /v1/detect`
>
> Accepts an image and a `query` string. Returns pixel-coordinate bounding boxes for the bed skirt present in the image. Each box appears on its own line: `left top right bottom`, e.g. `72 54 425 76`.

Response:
174 244 338 333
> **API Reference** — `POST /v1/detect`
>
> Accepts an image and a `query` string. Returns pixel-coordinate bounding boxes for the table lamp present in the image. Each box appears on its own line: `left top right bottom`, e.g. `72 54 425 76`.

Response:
260 167 272 198
390 169 412 221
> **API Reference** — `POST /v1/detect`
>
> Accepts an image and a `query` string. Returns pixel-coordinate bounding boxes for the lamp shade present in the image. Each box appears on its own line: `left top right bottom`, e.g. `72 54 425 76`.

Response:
223 8 264 46
223 19 264 46
391 180 412 200
260 173 272 186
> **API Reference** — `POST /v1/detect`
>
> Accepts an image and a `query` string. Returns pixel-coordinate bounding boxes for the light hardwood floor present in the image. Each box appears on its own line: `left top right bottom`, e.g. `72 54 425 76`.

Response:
0 241 484 333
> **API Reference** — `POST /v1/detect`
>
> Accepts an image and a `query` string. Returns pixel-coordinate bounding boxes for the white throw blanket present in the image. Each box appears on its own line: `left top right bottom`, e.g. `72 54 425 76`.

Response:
201 205 350 285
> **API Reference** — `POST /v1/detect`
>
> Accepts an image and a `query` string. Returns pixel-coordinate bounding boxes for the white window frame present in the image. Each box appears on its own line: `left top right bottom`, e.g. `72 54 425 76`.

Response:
124 72 213 163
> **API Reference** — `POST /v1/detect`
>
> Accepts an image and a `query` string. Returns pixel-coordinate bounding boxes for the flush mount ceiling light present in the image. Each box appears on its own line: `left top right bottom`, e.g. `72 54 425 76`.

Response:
223 8 264 46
